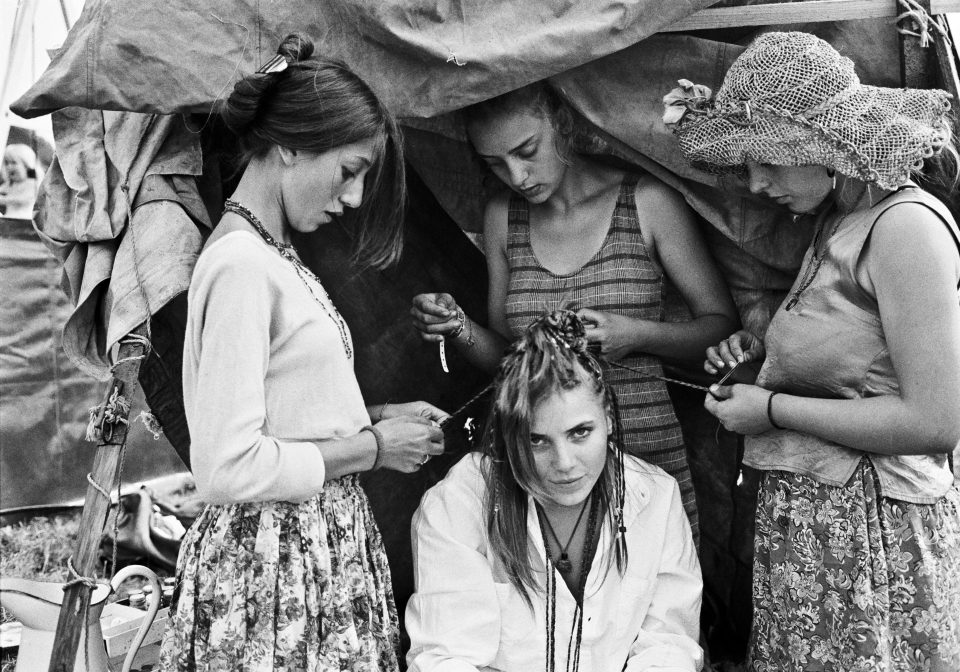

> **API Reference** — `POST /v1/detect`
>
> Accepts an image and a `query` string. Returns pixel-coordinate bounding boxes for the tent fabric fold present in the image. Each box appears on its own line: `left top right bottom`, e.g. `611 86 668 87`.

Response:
11 0 722 120
34 111 211 378
12 1 921 374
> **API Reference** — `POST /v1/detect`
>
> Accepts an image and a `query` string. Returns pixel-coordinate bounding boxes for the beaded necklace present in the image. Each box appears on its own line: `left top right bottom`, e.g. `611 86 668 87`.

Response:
539 497 590 573
783 208 839 311
538 490 601 672
784 184 874 312
223 199 353 359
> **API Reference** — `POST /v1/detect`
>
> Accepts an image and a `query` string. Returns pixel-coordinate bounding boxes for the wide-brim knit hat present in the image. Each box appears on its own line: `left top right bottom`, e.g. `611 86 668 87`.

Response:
663 31 953 190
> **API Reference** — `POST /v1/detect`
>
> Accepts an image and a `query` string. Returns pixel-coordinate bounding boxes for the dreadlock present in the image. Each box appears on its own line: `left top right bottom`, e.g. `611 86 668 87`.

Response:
479 310 628 604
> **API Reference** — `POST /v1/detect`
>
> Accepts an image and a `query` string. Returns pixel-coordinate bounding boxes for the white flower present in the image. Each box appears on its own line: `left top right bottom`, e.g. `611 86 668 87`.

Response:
662 78 713 128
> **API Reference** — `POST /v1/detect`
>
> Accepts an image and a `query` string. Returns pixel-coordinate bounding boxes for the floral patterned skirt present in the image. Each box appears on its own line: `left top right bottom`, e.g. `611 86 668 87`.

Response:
159 475 400 671
750 460 960 672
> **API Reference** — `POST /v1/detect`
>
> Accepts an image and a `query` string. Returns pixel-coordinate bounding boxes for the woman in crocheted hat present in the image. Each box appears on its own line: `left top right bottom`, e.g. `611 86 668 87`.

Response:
411 82 740 542
406 309 703 672
666 31 960 671
159 34 448 672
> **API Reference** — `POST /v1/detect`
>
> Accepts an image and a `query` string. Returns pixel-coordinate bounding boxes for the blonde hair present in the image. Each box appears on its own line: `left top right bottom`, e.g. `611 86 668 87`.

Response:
3 144 40 183
479 310 627 603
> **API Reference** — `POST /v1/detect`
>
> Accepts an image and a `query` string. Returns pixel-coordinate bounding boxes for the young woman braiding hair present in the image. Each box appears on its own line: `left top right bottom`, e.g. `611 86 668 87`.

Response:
159 33 447 672
406 309 703 672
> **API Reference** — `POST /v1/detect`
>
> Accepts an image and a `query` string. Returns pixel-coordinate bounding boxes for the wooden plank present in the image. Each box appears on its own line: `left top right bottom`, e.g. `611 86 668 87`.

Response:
47 324 148 672
661 0 960 32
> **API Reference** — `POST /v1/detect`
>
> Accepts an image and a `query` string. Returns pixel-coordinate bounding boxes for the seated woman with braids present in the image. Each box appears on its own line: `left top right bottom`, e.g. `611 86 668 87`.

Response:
406 310 703 672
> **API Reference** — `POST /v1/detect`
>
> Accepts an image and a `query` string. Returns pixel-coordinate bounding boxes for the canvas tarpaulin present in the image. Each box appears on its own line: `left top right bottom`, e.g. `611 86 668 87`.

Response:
10 2 926 343
11 0 720 119
0 217 187 512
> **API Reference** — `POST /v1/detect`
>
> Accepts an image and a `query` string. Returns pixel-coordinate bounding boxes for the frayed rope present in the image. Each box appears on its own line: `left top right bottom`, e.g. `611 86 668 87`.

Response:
136 410 164 440
85 387 131 443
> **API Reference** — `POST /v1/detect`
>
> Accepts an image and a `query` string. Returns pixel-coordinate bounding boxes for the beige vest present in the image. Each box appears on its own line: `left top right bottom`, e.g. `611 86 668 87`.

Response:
745 186 959 504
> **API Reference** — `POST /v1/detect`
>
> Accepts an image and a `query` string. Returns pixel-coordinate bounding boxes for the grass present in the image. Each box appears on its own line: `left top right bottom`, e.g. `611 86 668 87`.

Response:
1 511 88 671
0 512 89 588
1 505 178 672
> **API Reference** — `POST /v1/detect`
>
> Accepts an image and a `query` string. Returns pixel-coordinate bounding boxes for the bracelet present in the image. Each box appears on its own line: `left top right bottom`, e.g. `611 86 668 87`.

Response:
767 392 784 430
361 425 386 470
450 307 466 339
462 312 476 347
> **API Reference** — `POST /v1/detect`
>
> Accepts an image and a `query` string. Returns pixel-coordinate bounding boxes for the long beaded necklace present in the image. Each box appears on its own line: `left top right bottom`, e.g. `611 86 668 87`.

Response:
784 184 873 311
784 206 841 311
223 199 353 359
538 491 600 672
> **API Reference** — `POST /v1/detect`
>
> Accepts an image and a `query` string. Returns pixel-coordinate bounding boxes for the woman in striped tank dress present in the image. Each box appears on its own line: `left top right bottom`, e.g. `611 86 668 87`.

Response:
411 82 738 537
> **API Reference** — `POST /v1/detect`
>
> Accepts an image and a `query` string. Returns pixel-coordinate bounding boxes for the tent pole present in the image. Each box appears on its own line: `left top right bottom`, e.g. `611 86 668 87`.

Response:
46 323 149 672
58 0 72 30
931 17 960 110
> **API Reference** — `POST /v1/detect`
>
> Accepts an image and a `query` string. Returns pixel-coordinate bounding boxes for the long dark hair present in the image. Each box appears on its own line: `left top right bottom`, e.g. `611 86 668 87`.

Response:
480 310 628 604
218 34 405 269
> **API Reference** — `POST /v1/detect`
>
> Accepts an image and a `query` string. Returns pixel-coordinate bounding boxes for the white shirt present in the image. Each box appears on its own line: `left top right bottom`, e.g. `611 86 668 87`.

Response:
407 453 703 672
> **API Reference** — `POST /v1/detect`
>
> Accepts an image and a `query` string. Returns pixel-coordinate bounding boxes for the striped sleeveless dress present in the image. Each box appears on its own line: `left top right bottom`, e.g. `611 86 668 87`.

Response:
503 175 697 536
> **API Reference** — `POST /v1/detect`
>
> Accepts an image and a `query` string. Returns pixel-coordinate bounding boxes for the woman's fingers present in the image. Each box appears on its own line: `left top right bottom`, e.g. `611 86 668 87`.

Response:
576 308 604 326
412 293 456 318
417 402 451 425
716 340 739 368
704 345 724 373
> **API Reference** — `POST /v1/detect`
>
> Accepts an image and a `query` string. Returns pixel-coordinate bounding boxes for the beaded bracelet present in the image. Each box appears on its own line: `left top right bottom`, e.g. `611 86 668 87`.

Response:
450 307 466 339
361 425 386 470
767 392 784 430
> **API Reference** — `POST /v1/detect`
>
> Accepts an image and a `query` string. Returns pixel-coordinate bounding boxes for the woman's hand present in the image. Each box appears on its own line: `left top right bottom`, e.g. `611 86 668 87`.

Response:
411 293 462 343
704 330 765 374
703 384 773 435
576 309 647 361
380 401 450 425
374 416 445 473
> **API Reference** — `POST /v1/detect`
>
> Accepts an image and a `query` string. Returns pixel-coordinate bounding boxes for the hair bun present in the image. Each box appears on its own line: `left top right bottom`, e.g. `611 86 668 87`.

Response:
277 33 315 63
540 309 589 354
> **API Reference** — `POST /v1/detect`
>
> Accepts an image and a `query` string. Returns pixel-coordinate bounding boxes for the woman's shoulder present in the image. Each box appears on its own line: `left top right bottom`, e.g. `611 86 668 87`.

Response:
631 173 689 214
867 189 960 264
482 191 512 236
191 231 284 298
622 454 682 508
414 453 488 535
196 231 274 273
420 453 487 505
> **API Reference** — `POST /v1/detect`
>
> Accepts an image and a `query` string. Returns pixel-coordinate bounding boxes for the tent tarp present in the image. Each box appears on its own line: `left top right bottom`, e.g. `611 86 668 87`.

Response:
11 0 720 120
0 217 187 512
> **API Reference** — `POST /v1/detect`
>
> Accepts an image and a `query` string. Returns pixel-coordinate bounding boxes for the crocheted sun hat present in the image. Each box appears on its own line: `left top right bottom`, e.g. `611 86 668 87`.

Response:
663 31 953 190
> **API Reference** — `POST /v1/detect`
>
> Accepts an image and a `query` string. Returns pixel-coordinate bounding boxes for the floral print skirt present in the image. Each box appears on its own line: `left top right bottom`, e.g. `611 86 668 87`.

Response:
159 475 400 671
750 460 960 672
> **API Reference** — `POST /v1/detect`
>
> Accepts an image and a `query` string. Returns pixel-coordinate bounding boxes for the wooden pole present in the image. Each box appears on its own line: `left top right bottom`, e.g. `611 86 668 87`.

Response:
46 323 149 672
899 0 936 88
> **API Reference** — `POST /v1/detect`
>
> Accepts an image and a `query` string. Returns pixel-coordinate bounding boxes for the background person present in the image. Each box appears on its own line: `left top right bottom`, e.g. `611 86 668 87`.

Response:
0 143 42 218
411 83 739 538
668 31 960 671
406 310 702 672
159 34 446 672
